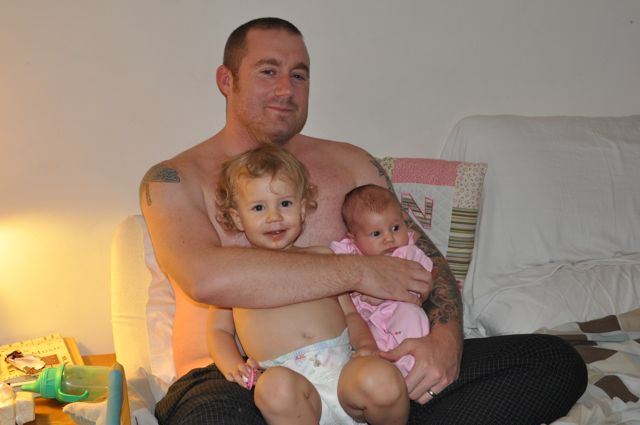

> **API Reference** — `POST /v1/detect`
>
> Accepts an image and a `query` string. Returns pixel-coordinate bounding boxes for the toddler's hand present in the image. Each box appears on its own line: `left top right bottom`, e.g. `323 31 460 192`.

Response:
225 361 260 390
244 358 263 389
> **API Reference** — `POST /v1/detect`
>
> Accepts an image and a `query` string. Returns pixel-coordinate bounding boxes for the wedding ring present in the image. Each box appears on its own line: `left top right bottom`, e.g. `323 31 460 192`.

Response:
427 389 438 397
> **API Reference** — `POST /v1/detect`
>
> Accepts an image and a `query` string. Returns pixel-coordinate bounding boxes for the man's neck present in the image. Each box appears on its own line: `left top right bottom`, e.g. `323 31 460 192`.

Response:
213 126 259 156
215 125 301 156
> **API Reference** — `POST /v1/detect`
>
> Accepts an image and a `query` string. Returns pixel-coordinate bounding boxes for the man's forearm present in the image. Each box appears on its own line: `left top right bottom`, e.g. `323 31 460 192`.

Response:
409 221 463 333
421 255 463 332
172 246 366 308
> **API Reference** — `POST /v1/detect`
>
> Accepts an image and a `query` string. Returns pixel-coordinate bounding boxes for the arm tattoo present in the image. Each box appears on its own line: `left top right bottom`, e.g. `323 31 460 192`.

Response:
369 157 463 328
140 163 180 206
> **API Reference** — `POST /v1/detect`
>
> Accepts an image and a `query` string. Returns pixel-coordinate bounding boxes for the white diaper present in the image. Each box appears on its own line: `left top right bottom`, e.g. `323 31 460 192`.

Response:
259 329 365 425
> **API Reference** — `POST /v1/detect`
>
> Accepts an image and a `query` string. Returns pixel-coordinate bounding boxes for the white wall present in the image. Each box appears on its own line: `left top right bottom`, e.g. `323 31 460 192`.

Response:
1 0 639 354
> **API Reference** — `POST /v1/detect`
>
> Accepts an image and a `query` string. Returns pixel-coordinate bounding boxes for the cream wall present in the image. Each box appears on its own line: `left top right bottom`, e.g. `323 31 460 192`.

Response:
1 1 639 354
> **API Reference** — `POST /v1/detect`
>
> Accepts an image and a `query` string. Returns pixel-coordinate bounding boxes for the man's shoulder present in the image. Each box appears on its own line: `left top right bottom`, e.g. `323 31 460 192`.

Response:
139 138 222 210
142 138 221 181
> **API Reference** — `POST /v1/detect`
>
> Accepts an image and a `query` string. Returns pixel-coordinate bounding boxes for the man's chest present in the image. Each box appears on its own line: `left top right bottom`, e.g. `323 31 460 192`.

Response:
297 163 357 246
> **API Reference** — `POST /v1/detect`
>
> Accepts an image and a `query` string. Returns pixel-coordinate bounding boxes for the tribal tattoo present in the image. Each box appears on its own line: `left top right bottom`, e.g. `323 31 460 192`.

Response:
140 163 180 206
369 157 462 327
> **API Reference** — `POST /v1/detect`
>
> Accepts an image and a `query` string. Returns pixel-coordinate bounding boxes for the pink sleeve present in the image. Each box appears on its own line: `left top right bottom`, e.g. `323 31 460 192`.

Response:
393 245 433 272
329 237 362 255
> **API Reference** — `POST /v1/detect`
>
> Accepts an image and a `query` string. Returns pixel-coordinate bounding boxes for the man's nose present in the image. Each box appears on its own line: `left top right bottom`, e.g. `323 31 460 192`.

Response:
274 75 293 97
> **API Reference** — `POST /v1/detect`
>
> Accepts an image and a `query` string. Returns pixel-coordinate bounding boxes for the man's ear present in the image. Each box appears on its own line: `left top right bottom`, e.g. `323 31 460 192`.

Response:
229 208 244 232
216 65 233 97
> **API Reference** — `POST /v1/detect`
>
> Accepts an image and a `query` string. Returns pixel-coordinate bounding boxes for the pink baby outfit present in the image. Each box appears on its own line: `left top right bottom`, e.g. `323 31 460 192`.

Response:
330 233 432 377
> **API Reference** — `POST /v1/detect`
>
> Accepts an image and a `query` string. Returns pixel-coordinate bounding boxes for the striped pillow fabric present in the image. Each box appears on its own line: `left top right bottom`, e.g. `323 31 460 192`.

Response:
377 157 487 289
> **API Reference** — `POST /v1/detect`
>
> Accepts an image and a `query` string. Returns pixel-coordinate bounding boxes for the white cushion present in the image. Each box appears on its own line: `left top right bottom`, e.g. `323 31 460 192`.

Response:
111 215 176 402
111 216 153 377
441 115 640 335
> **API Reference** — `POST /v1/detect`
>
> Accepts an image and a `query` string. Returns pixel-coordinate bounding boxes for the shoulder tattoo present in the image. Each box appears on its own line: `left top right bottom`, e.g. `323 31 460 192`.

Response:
140 163 180 206
368 156 395 190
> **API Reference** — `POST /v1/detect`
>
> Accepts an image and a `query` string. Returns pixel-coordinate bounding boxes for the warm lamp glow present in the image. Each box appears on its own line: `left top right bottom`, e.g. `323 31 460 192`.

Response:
0 212 114 352
0 217 36 287
0 214 80 294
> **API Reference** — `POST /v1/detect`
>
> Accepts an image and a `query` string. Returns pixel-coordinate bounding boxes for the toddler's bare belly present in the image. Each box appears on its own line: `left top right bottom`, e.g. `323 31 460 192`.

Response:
233 297 346 361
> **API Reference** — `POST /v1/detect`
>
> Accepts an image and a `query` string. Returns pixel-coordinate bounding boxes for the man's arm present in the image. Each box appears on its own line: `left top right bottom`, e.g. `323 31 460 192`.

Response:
371 157 463 403
140 162 431 308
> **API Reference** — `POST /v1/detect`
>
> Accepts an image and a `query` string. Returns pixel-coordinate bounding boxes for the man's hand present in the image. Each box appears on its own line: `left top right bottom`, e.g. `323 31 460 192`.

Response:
356 256 432 305
380 322 462 404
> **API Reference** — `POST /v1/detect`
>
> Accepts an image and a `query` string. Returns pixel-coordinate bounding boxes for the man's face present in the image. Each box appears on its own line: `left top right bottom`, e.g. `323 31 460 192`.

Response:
349 206 410 256
229 174 306 250
227 28 310 145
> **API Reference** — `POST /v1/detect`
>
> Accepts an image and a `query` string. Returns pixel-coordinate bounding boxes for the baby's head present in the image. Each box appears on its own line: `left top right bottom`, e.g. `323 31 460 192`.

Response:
341 184 409 256
216 145 317 250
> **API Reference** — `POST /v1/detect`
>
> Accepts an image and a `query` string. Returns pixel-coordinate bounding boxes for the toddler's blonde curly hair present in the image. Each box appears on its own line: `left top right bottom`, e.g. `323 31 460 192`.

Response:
216 145 317 231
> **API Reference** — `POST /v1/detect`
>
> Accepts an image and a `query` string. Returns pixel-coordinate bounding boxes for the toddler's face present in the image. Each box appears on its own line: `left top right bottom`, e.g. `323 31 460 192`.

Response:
349 206 409 256
229 174 306 250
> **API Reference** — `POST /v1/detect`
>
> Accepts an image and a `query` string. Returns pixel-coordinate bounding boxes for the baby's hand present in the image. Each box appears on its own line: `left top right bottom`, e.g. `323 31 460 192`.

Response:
356 293 385 306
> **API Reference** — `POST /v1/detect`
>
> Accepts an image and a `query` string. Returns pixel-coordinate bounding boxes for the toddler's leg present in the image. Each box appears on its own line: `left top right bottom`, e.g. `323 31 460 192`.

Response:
254 366 322 425
338 356 409 425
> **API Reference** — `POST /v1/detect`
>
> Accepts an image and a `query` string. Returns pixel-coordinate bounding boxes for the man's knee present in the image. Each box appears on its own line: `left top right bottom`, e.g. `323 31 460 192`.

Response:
537 334 587 390
156 365 264 425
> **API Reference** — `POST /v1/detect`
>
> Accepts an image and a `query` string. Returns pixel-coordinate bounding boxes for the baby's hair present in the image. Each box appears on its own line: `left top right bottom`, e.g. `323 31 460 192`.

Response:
216 145 317 231
341 184 402 232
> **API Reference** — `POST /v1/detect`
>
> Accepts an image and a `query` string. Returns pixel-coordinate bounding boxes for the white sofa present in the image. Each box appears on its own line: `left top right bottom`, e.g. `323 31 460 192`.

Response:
110 114 640 424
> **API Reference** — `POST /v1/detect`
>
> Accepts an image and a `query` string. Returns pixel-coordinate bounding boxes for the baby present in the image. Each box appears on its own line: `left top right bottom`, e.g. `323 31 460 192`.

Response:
330 184 432 377
208 146 409 425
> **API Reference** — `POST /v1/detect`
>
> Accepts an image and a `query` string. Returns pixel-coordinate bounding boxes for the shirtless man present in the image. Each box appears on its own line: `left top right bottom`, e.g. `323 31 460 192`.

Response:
142 17 587 425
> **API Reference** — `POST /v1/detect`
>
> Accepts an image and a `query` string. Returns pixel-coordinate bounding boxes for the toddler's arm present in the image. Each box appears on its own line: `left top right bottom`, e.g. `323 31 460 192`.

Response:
207 306 254 389
339 294 378 357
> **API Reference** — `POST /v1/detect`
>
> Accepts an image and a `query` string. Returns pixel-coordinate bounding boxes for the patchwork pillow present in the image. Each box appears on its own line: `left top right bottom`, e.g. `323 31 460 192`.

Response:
377 157 487 288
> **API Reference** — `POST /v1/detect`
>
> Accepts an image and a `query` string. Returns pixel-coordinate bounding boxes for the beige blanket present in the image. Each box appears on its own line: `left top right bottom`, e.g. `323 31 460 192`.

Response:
537 309 640 425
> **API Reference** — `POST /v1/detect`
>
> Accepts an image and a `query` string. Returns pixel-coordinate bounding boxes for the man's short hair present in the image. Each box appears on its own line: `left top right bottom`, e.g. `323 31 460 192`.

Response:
224 17 303 76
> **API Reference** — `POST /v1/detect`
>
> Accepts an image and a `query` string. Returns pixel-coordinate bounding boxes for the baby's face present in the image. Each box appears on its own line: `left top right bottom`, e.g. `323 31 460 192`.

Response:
349 206 409 256
230 174 305 250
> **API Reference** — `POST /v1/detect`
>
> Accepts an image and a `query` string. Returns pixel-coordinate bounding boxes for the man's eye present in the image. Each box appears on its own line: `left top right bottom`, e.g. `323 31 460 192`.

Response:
281 200 292 207
292 73 307 81
252 205 264 212
262 69 276 76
